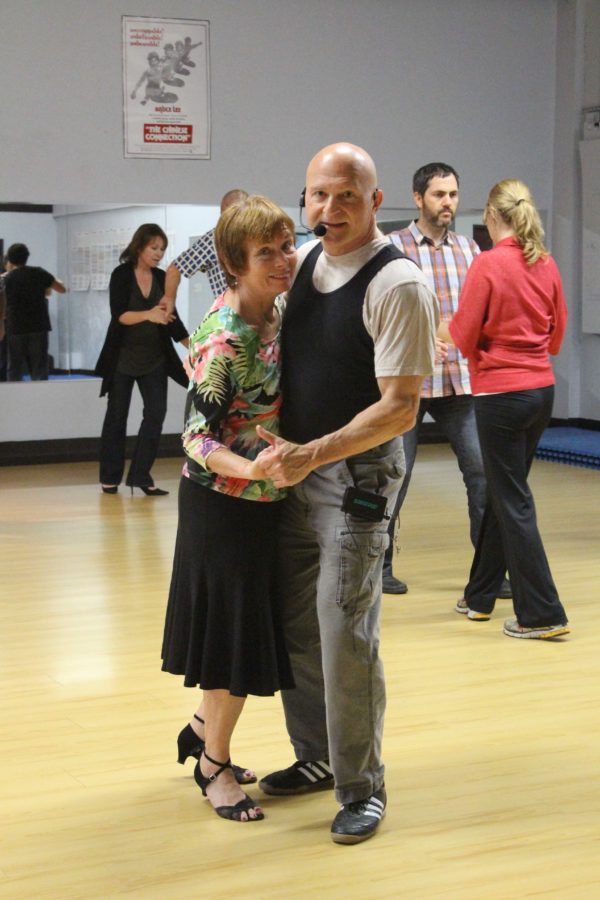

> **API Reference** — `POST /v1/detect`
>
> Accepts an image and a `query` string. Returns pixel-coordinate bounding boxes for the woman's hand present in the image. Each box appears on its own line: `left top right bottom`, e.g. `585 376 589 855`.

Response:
204 447 269 482
246 453 269 482
147 305 174 325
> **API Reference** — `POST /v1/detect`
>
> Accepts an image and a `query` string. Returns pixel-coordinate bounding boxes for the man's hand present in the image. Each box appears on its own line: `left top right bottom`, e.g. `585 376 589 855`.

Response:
435 336 448 363
255 426 316 487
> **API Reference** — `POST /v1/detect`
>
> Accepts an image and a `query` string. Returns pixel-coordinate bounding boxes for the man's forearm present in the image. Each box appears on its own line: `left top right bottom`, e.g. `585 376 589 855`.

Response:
259 376 423 487
162 264 182 311
304 386 421 469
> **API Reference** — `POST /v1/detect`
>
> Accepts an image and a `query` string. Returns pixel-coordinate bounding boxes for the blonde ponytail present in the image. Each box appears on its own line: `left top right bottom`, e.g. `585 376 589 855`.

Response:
487 179 548 265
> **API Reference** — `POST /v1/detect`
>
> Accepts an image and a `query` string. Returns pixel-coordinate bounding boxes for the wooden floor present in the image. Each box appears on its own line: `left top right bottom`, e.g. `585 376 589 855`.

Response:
1 446 599 899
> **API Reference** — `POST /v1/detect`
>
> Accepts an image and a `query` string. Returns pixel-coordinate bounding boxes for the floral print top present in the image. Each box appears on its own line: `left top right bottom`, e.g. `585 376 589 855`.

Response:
182 294 286 502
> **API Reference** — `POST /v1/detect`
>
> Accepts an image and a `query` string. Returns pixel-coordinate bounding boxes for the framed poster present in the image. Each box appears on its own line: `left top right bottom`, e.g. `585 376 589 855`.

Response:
122 16 210 159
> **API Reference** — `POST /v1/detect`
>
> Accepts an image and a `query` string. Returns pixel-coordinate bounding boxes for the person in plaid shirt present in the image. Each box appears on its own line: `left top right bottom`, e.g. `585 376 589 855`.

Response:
161 189 248 310
384 162 510 600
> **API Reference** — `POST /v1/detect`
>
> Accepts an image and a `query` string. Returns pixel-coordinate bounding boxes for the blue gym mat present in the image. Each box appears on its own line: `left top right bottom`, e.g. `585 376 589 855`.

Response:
535 427 600 470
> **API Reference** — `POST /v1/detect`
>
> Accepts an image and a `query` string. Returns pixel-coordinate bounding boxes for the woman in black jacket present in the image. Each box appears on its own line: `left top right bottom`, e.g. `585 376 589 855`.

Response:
95 223 188 495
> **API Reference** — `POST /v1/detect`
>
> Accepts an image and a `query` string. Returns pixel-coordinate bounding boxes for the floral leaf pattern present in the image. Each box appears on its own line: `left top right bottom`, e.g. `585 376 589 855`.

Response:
182 295 285 502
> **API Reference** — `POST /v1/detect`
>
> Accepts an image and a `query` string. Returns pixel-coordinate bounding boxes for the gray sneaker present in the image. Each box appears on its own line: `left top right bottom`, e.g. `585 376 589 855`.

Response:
503 617 569 639
455 598 490 620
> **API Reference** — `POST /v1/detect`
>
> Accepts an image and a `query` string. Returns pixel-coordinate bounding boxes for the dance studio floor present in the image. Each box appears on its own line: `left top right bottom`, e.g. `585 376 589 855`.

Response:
1 445 599 899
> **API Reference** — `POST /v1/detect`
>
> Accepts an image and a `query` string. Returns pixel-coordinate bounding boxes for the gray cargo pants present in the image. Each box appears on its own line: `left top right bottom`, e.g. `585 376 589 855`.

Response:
278 438 405 804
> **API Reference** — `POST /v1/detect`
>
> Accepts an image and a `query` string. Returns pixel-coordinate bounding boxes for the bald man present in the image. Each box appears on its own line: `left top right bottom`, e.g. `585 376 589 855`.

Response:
255 144 438 843
160 189 248 310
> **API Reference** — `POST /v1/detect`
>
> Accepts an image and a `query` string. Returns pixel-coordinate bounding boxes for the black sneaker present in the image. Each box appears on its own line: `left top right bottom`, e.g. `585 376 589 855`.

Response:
382 573 408 594
331 788 387 844
259 760 334 795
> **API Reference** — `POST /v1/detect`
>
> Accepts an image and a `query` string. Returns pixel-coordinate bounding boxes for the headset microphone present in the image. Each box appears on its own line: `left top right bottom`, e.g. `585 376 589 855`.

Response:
299 187 327 237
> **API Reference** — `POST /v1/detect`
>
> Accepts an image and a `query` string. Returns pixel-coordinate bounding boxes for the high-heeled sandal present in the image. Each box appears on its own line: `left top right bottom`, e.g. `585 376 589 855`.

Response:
177 714 257 785
194 752 264 822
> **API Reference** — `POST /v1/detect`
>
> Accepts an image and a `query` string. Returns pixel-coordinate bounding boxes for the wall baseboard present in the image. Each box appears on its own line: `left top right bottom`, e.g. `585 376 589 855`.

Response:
1 418 597 467
0 434 184 467
549 417 600 431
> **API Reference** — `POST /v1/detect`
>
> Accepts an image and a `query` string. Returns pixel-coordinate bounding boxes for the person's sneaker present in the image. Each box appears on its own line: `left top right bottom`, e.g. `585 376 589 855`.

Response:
497 577 512 600
330 788 387 844
259 760 334 795
503 617 570 640
454 598 490 620
382 572 408 594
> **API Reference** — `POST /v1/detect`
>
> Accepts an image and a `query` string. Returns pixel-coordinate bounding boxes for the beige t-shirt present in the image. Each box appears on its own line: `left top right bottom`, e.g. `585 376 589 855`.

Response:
292 236 439 377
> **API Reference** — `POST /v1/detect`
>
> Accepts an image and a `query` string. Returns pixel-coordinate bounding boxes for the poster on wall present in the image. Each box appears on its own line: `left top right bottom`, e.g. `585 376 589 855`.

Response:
122 16 210 159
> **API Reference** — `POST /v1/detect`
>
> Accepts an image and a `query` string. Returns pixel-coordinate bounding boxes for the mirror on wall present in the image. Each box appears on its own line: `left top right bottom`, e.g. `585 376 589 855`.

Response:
0 202 489 384
0 202 224 382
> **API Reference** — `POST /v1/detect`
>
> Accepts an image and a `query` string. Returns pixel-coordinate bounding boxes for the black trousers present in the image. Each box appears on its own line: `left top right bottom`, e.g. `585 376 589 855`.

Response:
383 394 486 574
7 331 49 380
465 386 567 627
0 335 7 381
99 365 167 487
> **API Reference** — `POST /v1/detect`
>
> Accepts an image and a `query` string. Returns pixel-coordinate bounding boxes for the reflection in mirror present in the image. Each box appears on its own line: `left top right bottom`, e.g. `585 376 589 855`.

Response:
0 202 224 382
0 203 490 384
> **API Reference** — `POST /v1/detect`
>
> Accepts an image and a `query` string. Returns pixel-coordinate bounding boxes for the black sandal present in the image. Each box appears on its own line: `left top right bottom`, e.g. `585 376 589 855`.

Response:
194 752 264 822
176 715 257 784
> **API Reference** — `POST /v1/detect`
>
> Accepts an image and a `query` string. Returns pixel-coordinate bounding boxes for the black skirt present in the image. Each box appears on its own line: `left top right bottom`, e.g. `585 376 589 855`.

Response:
161 476 294 696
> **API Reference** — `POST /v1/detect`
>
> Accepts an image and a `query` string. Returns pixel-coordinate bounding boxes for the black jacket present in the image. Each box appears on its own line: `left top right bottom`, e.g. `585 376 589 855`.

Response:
95 262 188 396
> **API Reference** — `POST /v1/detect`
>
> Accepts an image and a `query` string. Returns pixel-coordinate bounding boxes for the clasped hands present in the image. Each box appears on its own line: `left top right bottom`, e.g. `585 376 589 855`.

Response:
148 304 175 326
252 425 315 487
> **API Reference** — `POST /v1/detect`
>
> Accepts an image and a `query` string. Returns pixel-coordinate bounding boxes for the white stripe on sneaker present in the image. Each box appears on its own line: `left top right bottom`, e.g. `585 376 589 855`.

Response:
298 761 332 783
363 798 385 819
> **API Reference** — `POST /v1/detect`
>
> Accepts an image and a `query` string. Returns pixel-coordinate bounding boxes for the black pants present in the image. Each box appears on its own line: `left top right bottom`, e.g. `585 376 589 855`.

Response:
99 365 167 487
7 331 49 380
384 394 486 574
0 335 7 381
465 386 567 627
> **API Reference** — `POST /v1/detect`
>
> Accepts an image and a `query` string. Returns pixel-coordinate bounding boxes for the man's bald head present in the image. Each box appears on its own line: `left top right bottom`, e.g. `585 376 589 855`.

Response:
220 189 249 213
306 143 378 193
304 143 382 256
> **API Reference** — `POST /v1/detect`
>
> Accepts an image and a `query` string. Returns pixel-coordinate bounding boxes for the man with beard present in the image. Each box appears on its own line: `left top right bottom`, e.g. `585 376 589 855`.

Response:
382 162 510 601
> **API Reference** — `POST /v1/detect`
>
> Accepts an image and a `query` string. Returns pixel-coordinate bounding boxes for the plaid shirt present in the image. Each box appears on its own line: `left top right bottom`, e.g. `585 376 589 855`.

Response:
172 228 228 299
389 221 480 397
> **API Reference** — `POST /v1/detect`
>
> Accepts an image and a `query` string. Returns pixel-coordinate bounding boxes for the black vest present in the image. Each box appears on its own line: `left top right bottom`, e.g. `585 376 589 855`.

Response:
280 242 409 443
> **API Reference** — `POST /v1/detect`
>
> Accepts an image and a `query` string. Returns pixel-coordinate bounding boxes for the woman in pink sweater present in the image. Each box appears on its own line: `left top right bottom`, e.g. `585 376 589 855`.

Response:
446 179 569 639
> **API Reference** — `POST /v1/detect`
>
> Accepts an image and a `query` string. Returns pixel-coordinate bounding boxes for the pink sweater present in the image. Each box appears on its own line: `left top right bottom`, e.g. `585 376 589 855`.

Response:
448 237 567 394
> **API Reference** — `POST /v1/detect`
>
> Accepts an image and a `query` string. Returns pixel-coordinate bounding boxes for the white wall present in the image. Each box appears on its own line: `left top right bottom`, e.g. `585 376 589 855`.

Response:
1 0 558 209
0 379 186 443
0 212 57 270
550 0 600 422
